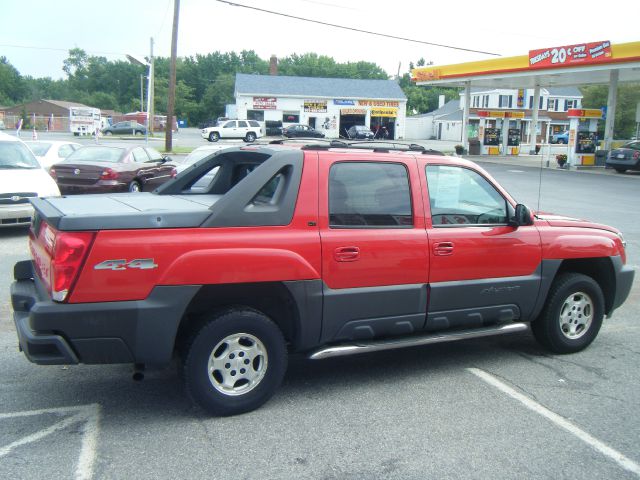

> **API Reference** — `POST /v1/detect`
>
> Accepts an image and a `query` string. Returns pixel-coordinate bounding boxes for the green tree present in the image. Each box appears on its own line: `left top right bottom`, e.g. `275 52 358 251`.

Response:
582 83 640 139
0 57 27 104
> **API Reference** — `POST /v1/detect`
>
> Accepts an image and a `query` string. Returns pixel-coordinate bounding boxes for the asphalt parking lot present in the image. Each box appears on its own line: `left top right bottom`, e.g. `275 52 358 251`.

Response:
0 145 639 479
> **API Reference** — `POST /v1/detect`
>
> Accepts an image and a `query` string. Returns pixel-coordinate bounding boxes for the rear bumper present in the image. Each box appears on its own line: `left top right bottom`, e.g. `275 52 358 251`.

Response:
58 182 128 194
11 260 199 365
605 158 639 170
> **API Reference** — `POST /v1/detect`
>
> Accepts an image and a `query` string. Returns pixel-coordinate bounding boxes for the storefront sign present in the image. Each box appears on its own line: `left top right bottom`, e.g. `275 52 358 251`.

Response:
304 101 327 113
253 97 277 110
567 108 603 118
528 40 611 70
333 99 355 106
358 100 400 107
340 108 367 115
371 107 398 118
517 89 525 108
477 110 525 119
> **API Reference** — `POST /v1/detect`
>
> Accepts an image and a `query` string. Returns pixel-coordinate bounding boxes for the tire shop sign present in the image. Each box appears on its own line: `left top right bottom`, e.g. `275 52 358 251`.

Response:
253 97 277 110
304 101 327 113
358 100 400 107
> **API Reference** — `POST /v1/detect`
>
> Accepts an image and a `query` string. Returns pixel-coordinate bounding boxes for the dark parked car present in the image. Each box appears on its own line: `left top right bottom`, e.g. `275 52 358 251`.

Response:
50 145 175 194
346 125 374 140
606 141 640 173
282 124 325 138
102 121 147 136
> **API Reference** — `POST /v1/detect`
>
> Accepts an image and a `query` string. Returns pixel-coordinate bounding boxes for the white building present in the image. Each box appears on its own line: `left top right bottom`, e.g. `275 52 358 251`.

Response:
406 87 583 142
234 73 407 139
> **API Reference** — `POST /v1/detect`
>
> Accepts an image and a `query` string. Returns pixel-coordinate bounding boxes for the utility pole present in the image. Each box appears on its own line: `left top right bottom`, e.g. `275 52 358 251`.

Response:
165 0 180 152
149 37 155 137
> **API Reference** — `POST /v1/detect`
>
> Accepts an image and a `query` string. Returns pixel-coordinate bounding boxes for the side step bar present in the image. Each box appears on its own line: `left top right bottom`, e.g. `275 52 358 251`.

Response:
308 322 529 360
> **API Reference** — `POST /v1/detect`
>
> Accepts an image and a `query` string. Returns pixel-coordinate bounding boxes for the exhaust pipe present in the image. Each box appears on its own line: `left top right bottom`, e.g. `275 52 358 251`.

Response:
132 363 145 381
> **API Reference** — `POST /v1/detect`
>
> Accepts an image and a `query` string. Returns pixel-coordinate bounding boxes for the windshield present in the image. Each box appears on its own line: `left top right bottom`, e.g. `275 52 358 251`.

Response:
66 147 124 163
0 142 41 169
25 142 52 156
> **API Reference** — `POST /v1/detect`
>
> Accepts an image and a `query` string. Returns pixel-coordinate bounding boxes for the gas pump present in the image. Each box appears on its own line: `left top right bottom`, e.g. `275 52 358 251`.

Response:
567 109 602 167
478 111 525 155
505 122 522 155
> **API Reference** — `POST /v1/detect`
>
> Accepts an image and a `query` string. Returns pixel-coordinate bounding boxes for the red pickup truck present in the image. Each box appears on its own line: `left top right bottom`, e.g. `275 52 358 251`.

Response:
11 141 634 416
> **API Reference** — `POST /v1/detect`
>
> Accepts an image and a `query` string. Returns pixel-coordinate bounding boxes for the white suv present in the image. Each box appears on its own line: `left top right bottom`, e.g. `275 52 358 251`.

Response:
201 120 263 143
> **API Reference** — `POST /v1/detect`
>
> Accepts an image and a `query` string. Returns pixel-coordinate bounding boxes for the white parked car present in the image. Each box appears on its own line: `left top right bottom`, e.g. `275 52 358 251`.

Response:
0 133 60 227
24 140 82 169
201 119 263 143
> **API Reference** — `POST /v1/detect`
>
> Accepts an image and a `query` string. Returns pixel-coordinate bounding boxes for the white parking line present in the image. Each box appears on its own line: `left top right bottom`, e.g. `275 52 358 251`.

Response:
0 403 101 480
468 368 640 477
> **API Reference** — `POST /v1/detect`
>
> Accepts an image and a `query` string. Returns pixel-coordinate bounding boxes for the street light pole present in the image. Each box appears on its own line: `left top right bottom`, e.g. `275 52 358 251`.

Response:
148 37 154 139
139 74 144 112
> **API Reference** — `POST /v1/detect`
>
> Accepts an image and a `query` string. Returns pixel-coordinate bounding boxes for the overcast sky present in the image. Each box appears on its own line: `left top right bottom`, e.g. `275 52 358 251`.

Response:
1 0 638 80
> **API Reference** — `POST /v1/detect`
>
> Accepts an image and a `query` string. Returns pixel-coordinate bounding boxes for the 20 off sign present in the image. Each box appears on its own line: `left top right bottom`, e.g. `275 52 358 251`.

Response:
94 258 158 270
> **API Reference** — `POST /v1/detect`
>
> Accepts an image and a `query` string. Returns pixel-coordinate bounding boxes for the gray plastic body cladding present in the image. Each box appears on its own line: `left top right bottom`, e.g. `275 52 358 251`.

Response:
321 284 428 342
611 255 634 313
283 280 324 351
428 264 544 326
12 265 199 365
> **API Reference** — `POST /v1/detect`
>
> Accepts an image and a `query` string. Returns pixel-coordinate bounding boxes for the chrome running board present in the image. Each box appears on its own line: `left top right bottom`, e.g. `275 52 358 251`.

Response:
308 322 529 360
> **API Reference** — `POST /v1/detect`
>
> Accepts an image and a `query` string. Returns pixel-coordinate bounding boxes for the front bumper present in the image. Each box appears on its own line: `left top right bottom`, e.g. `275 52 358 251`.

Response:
611 256 635 313
11 260 199 365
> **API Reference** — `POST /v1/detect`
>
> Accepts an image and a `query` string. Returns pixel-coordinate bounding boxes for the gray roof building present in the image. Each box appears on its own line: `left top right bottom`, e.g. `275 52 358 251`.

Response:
235 73 406 100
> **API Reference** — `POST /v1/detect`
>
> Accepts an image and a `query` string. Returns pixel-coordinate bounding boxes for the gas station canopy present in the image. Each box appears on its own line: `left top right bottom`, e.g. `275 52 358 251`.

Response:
410 40 640 157
411 41 640 88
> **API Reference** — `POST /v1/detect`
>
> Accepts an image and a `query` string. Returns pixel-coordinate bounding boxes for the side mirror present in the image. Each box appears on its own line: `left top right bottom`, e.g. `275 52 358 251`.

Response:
512 203 533 227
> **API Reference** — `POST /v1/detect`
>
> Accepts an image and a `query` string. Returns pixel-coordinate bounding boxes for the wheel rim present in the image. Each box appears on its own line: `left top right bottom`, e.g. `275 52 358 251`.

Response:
559 291 593 340
207 333 268 396
129 182 140 192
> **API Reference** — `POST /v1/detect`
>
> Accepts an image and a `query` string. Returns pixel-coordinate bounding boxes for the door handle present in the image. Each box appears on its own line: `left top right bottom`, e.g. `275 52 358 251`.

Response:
433 241 454 256
334 246 360 262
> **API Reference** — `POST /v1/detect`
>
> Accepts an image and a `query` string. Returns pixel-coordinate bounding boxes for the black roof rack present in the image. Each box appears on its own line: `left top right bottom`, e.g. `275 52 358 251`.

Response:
266 138 444 155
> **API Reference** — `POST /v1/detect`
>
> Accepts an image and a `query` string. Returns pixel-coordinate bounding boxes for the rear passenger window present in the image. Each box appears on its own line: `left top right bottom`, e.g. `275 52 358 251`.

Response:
238 121 248 128
329 162 412 228
131 148 149 163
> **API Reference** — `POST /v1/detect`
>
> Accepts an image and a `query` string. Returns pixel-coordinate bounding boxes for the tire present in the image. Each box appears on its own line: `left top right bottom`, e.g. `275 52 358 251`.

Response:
183 308 287 416
208 132 219 142
135 130 143 136
245 132 257 143
614 168 627 173
104 131 112 135
128 180 142 193
531 273 604 353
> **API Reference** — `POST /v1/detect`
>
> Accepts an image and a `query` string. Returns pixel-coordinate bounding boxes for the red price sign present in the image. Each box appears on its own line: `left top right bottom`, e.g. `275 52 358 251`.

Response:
529 41 611 70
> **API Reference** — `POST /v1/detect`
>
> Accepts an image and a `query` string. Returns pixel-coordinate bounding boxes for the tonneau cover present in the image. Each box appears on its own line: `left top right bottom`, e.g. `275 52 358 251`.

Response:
31 193 220 230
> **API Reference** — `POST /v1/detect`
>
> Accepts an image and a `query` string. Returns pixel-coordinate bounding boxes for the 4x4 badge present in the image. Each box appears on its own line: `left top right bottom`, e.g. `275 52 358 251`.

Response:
94 258 158 270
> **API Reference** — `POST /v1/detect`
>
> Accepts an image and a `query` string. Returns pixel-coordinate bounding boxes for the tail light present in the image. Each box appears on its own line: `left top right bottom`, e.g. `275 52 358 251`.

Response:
633 151 640 160
51 231 95 302
49 167 57 179
100 168 119 180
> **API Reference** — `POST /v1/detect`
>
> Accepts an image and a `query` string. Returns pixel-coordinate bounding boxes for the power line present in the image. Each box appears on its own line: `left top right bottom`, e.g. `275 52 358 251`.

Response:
0 43 128 57
215 0 500 56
